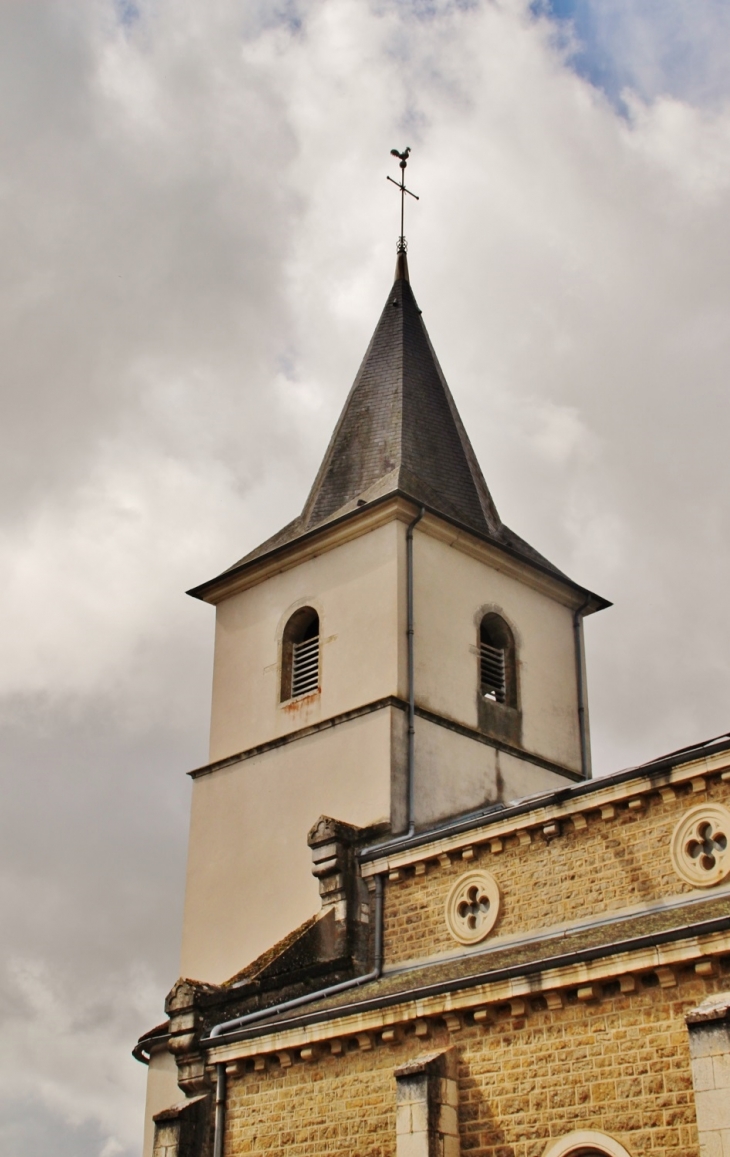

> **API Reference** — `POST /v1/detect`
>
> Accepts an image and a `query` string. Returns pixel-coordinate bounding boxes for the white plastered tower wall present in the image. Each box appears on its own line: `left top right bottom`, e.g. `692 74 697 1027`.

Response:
179 501 594 983
207 518 403 762
180 515 403 982
410 515 590 828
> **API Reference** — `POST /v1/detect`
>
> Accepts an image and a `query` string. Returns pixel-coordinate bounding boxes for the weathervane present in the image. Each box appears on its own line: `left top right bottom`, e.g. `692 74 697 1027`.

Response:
387 147 419 253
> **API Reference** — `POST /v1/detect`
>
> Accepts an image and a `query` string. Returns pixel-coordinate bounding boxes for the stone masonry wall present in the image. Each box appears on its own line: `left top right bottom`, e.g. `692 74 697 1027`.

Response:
223 967 729 1157
383 777 730 967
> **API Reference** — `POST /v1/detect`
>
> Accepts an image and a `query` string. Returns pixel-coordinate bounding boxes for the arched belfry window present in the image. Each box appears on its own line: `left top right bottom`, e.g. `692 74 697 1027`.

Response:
479 613 517 710
281 608 320 702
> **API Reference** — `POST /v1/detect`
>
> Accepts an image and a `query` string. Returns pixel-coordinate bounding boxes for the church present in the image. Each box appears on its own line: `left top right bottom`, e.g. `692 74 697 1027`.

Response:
134 163 730 1157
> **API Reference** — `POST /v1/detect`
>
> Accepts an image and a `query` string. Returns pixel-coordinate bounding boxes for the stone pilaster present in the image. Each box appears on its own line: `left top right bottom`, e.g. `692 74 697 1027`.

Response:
686 993 730 1157
394 1049 459 1157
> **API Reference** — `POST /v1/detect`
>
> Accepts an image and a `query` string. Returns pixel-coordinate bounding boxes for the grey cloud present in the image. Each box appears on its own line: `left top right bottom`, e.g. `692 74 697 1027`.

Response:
3 1 730 1153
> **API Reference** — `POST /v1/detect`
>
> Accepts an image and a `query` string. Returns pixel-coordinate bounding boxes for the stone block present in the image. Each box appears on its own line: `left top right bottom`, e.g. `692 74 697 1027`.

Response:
699 1132 724 1157
691 1057 716 1092
398 1132 430 1157
695 1089 730 1133
713 1052 730 1090
438 1103 459 1137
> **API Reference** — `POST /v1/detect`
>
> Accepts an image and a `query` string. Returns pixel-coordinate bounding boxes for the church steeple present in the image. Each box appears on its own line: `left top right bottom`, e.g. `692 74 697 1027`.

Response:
181 213 609 988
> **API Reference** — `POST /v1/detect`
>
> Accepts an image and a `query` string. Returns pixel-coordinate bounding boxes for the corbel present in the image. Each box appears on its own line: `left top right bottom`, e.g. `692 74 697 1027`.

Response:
656 967 676 988
695 960 716 977
443 1012 463 1033
381 1026 403 1044
576 984 600 1002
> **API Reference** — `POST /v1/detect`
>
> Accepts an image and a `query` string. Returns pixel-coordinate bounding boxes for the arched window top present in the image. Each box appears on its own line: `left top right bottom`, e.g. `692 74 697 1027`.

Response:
542 1132 633 1157
281 607 320 702
479 612 517 710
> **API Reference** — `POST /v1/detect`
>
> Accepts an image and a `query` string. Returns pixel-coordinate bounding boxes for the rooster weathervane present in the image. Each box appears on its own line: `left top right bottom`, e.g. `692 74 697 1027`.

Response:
387 147 419 253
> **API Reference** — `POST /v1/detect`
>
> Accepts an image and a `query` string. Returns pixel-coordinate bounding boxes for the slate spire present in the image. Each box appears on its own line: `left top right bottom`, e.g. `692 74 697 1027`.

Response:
208 262 569 584
300 266 502 539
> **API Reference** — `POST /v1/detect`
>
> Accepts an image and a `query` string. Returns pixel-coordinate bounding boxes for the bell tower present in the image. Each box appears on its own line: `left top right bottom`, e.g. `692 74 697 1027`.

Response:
178 241 608 985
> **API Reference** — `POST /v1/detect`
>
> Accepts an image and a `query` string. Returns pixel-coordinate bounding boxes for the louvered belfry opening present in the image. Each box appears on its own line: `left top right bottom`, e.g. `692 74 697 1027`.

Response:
480 640 506 703
479 613 516 708
281 607 320 701
292 633 319 697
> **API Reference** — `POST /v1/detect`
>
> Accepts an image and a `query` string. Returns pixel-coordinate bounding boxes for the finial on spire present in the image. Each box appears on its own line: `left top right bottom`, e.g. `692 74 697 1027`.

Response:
387 147 419 264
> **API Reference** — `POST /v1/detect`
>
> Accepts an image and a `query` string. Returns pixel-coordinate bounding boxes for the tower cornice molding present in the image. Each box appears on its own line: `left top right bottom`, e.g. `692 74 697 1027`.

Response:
188 493 607 614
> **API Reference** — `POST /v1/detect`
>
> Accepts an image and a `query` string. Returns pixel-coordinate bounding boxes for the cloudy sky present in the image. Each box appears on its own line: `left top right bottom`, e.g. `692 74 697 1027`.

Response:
2 1 730 1153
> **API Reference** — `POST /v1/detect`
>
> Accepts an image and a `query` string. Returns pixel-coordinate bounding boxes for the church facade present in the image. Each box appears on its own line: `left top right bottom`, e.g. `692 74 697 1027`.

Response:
135 246 730 1157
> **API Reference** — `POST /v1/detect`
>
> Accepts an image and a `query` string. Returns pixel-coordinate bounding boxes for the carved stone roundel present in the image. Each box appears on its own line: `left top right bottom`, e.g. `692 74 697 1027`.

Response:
671 803 730 888
445 869 501 945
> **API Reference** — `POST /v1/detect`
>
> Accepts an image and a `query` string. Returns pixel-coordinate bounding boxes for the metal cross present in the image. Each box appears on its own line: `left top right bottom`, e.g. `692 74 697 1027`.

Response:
387 147 419 253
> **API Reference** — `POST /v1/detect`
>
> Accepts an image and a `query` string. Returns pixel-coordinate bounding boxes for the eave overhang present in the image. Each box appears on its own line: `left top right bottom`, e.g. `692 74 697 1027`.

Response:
201 906 730 1057
358 736 730 871
187 491 611 613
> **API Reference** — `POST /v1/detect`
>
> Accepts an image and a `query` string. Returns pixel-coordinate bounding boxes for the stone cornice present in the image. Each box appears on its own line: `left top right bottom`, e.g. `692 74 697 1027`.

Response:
188 695 583 782
205 919 730 1068
360 748 730 877
187 494 606 612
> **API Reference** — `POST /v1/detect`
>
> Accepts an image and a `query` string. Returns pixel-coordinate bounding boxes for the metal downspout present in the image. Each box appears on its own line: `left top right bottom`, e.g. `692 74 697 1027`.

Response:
208 873 385 1043
213 1062 226 1157
573 597 592 779
406 507 425 835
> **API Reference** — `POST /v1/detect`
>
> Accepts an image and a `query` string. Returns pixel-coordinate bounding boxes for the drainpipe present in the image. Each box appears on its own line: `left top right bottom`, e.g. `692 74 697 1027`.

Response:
213 1062 226 1157
573 597 592 779
406 507 425 835
208 873 384 1045
207 873 384 1155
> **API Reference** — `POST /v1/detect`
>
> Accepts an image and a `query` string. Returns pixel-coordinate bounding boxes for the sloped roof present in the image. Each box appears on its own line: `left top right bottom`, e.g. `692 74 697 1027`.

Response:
200 893 730 1045
190 256 588 601
301 256 501 539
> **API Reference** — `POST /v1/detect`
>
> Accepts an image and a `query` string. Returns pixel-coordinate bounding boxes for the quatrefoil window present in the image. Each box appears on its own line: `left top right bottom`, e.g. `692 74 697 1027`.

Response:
445 870 501 945
671 804 730 888
457 885 491 929
687 822 727 871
